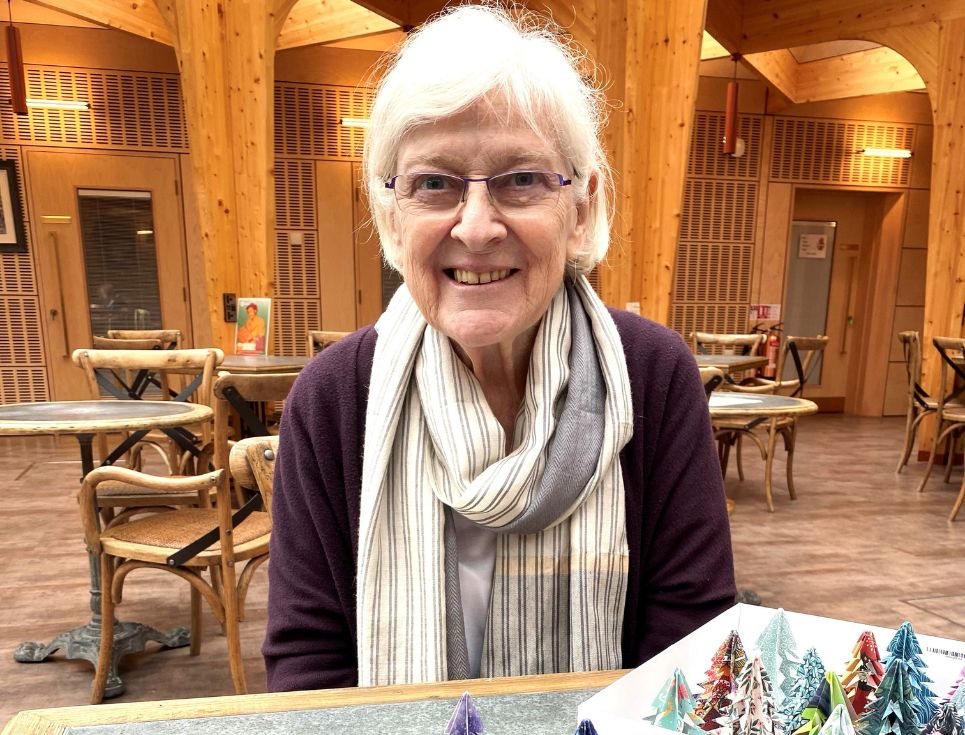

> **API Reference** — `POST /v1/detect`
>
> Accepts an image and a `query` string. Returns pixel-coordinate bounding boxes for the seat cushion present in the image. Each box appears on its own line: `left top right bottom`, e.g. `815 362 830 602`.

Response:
102 508 271 551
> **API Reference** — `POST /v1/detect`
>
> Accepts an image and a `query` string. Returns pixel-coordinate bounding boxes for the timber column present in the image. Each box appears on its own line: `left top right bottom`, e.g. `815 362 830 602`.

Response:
158 1 291 350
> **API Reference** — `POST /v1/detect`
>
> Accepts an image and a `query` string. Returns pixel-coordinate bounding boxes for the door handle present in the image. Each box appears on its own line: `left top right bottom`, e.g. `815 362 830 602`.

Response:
48 231 72 358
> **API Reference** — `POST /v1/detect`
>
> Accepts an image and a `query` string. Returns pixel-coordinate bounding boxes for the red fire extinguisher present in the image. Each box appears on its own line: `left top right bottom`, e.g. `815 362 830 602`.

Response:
763 329 780 379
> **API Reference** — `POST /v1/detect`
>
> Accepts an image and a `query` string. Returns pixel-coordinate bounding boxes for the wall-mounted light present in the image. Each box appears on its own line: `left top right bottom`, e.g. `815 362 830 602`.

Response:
136 229 154 236
26 98 90 111
340 117 370 128
860 148 912 158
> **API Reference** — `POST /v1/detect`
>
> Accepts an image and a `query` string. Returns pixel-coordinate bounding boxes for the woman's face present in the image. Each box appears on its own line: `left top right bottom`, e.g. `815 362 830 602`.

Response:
386 105 589 353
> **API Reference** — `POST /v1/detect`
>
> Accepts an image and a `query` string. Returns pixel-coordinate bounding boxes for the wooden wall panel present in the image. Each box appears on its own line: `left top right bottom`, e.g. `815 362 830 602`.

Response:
316 160 357 331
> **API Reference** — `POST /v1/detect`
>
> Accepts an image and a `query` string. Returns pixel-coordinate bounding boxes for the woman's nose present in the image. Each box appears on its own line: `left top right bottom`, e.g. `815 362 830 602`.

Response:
450 181 507 249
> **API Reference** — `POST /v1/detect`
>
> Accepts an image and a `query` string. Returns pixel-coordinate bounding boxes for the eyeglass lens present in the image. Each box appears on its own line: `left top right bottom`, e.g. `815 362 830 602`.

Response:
393 171 565 212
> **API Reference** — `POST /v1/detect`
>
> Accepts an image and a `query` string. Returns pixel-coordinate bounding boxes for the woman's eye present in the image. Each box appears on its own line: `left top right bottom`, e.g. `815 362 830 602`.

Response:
416 175 453 191
511 172 537 186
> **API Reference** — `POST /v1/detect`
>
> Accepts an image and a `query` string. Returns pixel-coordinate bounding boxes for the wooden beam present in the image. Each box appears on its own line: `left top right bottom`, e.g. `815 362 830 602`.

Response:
277 0 398 50
743 48 798 102
352 0 411 26
739 0 965 54
24 0 172 44
794 46 924 102
705 0 743 53
161 0 277 351
864 24 940 90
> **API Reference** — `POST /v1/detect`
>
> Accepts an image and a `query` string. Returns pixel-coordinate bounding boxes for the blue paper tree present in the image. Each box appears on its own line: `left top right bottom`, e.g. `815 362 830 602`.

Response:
883 621 937 724
446 692 484 735
780 648 827 733
644 667 703 735
922 702 964 735
856 658 918 735
755 608 800 708
573 720 600 735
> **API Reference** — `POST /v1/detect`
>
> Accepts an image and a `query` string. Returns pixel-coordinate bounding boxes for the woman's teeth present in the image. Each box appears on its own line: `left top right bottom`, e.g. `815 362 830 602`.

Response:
452 268 512 285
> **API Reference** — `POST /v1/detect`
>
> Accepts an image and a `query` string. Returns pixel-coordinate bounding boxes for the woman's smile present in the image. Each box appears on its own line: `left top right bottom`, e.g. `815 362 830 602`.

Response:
446 268 519 286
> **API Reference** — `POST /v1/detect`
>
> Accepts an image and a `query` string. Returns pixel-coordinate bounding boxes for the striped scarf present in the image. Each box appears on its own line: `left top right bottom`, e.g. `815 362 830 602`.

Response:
357 275 634 686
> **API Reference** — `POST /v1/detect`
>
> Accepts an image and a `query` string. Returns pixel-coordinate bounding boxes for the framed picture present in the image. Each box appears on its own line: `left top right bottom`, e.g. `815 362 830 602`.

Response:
234 297 271 355
0 160 26 252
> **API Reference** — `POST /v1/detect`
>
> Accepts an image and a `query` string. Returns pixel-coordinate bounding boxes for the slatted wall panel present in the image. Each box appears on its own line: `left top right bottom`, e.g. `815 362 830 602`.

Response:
670 112 761 339
271 298 321 358
274 83 373 160
0 66 187 151
771 117 914 186
0 146 48 402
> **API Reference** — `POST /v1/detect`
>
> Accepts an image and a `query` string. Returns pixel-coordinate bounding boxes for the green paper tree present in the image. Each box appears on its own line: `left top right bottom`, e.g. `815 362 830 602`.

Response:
857 658 919 735
755 608 800 708
696 630 748 732
883 621 937 725
794 671 856 735
781 648 827 733
840 631 885 716
716 656 781 735
922 702 964 735
644 667 703 735
819 704 858 735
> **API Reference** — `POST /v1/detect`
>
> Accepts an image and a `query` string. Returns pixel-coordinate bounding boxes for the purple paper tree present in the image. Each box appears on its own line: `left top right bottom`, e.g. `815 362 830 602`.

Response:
573 720 600 735
446 692 484 735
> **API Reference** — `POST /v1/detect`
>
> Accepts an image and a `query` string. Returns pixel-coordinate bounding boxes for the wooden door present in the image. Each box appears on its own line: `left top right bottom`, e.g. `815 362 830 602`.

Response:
26 150 190 400
353 162 383 328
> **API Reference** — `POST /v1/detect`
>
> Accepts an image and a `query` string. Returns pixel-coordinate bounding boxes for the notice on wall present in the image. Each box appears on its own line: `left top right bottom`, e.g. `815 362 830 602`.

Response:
749 304 781 321
799 233 829 259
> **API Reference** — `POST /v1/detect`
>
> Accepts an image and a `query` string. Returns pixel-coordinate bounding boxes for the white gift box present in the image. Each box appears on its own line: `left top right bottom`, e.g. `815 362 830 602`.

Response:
578 603 965 735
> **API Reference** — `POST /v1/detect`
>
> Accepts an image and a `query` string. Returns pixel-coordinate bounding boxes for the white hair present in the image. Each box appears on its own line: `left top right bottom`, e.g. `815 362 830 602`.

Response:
362 3 612 274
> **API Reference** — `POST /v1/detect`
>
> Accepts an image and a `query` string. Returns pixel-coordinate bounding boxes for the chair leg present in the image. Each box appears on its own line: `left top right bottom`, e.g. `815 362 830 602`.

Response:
190 585 202 656
736 435 745 481
896 409 919 473
763 419 778 512
218 559 247 695
917 419 944 493
91 554 115 704
784 423 797 500
950 472 965 521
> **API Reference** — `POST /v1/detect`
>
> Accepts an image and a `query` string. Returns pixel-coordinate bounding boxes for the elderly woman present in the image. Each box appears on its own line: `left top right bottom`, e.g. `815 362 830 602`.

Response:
265 5 735 690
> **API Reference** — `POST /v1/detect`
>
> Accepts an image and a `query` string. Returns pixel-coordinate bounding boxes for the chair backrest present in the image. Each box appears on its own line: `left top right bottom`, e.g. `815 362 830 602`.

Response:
230 436 278 519
897 331 929 409
932 336 965 409
776 335 829 397
107 329 183 350
93 336 163 350
211 372 298 483
698 366 724 398
307 330 349 355
691 332 766 356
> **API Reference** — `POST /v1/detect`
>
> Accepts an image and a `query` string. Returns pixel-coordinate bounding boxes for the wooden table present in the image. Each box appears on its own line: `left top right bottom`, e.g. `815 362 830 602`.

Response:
0 400 213 699
220 355 310 374
695 354 768 374
0 669 625 734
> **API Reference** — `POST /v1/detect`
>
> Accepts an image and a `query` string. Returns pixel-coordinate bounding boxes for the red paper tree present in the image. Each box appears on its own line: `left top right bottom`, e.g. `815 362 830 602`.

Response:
695 630 748 731
839 631 885 715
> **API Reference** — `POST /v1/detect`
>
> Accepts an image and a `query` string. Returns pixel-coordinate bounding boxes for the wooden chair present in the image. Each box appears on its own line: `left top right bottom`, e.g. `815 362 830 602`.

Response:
213 372 298 505
916 337 965 503
71 348 223 513
107 329 183 349
698 366 724 397
712 335 829 511
690 332 766 357
79 467 270 703
230 435 279 520
307 330 349 355
896 331 939 473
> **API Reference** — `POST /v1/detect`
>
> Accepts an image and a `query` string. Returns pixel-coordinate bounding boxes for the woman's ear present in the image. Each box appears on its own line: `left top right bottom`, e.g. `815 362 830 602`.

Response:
566 172 597 261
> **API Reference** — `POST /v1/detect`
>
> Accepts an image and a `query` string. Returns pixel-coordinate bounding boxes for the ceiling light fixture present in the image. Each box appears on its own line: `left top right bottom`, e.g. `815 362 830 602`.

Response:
26 98 90 111
340 117 370 128
860 148 912 158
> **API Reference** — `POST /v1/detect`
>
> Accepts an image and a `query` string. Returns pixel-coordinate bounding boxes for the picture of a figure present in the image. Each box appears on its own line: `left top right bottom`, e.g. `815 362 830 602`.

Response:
235 297 270 355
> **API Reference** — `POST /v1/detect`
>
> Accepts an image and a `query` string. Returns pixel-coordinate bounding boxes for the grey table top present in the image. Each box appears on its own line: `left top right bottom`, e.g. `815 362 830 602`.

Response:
708 392 818 417
0 400 213 435
220 354 310 373
694 354 768 372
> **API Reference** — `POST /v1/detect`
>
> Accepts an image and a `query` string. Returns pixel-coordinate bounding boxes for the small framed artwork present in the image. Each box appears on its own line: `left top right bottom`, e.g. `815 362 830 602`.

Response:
0 160 26 252
234 297 271 355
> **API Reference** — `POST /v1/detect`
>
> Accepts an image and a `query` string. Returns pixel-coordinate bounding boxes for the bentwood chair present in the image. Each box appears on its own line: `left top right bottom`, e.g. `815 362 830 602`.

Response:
713 335 828 510
691 332 766 357
916 337 965 503
307 330 350 355
107 329 183 350
699 366 725 397
79 467 270 703
230 435 279 521
896 331 940 473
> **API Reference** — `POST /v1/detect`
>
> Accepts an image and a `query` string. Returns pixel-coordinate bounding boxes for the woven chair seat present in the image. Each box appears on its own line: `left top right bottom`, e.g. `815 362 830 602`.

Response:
102 508 271 553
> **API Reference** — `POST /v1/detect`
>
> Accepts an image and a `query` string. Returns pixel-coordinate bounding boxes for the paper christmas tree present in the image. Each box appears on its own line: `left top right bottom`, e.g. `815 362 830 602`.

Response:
781 648 827 733
716 655 781 735
945 665 965 709
755 608 800 708
819 704 857 735
644 667 703 735
446 692 484 735
856 657 918 735
883 621 937 724
794 671 856 735
840 631 885 715
573 720 600 735
922 703 964 735
696 631 748 731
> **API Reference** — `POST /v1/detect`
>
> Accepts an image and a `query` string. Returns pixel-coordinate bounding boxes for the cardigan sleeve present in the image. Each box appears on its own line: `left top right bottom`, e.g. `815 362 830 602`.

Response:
262 328 374 691
613 313 737 665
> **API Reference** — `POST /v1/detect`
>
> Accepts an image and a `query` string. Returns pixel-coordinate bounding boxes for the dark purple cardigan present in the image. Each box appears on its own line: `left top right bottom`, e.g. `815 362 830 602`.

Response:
264 309 736 691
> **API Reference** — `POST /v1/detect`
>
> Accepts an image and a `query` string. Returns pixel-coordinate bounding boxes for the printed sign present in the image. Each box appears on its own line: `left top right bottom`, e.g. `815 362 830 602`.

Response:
234 297 271 355
749 304 781 321
799 233 829 259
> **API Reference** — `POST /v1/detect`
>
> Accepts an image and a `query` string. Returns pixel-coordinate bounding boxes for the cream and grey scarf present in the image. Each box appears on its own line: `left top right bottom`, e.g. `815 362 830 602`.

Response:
357 274 633 686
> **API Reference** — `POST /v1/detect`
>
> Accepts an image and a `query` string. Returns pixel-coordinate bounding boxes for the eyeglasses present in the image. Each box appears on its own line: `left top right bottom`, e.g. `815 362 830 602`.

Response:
385 170 572 214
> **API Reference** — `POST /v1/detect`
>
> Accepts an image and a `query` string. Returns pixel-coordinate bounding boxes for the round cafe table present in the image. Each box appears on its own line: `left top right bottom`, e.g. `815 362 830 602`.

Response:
0 400 213 699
